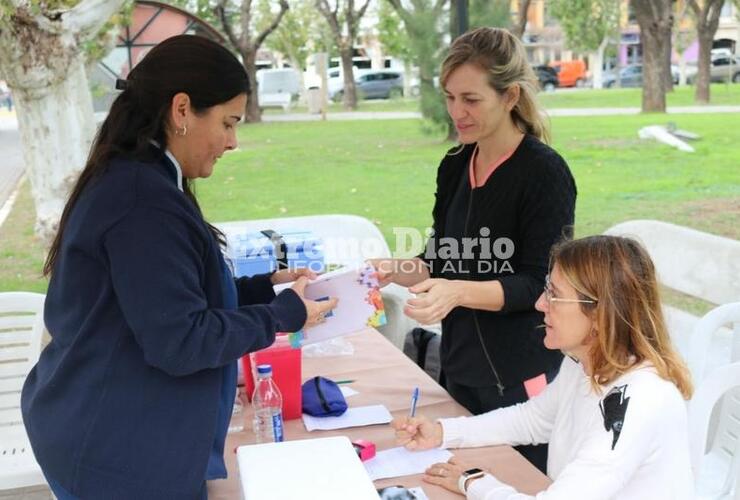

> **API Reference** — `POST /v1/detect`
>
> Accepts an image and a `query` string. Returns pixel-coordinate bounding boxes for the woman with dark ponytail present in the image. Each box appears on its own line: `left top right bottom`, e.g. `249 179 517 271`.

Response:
22 35 336 499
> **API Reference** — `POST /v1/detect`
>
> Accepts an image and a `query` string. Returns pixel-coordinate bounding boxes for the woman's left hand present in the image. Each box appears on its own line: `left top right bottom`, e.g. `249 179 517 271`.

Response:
404 279 465 324
422 456 476 494
270 268 318 285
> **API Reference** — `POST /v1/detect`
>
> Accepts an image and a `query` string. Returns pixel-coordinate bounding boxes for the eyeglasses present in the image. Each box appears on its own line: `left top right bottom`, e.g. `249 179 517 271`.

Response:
543 275 597 305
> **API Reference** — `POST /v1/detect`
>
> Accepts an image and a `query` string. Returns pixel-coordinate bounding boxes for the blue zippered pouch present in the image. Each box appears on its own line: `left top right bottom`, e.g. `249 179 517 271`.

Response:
301 376 348 417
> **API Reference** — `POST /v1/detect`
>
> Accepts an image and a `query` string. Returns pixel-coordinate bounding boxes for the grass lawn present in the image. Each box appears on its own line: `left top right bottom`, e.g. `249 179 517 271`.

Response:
2 112 738 314
538 83 740 109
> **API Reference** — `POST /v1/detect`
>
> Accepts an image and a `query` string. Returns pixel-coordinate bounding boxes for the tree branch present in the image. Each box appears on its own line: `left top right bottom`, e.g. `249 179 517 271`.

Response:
241 0 253 49
386 0 413 26
316 0 343 41
357 0 372 27
254 0 289 50
511 0 531 38
215 0 242 52
60 0 128 41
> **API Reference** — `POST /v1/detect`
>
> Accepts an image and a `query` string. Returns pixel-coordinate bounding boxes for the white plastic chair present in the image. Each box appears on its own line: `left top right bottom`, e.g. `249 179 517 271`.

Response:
690 361 740 499
688 303 740 383
0 292 46 491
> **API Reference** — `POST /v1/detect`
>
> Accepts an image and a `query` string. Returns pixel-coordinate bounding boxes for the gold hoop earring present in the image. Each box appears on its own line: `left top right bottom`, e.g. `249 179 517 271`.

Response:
176 124 188 137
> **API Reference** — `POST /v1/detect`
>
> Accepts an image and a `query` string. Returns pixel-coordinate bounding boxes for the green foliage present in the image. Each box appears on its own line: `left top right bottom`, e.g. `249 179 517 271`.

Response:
166 0 221 28
469 0 510 29
258 0 315 69
549 0 619 53
387 1 447 130
377 1 412 61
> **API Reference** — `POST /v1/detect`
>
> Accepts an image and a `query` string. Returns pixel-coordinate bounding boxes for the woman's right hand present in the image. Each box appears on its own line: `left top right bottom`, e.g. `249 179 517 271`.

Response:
367 258 395 288
291 276 338 329
391 415 444 451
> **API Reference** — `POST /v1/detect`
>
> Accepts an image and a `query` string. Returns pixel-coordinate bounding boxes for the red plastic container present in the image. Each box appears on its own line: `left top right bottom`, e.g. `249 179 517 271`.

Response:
242 336 302 420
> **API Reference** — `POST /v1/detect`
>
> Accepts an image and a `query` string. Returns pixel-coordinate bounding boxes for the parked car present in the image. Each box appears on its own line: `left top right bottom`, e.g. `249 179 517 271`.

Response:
532 64 558 91
548 60 587 87
330 69 405 101
603 64 679 88
686 55 740 84
603 64 642 88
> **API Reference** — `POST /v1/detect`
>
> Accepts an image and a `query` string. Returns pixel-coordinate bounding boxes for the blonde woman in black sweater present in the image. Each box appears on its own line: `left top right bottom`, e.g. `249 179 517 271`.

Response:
371 27 576 472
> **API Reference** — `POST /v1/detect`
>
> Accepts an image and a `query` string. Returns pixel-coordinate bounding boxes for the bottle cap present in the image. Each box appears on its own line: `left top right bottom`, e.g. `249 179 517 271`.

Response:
257 364 272 375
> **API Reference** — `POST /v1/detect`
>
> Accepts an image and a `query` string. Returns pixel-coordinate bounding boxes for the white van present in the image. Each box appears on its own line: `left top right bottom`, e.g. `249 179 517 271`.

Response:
256 68 301 111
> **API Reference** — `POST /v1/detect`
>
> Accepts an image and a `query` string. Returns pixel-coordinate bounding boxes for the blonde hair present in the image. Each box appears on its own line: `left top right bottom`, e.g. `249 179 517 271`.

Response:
552 236 693 399
440 27 550 143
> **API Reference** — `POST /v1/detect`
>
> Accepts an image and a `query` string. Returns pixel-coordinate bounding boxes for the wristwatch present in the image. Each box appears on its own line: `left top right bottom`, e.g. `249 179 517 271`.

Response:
458 467 486 495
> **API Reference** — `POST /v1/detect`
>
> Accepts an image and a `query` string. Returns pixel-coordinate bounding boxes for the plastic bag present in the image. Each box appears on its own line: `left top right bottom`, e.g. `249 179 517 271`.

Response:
302 336 354 357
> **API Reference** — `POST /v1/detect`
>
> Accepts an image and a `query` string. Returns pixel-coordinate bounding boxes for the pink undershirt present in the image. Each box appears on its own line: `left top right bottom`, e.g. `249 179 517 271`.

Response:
468 139 521 188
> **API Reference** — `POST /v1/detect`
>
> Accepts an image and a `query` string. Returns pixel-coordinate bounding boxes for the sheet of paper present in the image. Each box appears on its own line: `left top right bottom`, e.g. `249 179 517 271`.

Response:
364 447 453 480
302 404 392 431
274 265 387 344
340 386 359 398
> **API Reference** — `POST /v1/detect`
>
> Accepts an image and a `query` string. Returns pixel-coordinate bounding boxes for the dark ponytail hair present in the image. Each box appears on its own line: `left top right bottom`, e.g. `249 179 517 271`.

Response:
44 35 249 276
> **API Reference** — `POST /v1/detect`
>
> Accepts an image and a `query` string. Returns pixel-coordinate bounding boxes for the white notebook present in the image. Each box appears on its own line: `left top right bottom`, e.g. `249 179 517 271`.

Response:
237 436 378 500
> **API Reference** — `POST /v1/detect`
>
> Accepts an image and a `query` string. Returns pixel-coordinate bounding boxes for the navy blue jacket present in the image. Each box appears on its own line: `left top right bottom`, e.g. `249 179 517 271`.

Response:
22 151 306 499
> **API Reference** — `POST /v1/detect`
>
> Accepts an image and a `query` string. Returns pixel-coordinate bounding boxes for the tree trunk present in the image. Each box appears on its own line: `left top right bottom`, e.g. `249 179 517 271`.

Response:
633 0 672 113
339 46 357 110
0 0 123 243
12 59 95 240
242 52 262 123
688 0 723 103
641 27 669 112
664 32 674 93
0 0 125 243
695 33 713 104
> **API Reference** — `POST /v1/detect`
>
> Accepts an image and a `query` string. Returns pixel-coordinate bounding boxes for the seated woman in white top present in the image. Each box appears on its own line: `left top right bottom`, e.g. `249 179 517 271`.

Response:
392 235 694 499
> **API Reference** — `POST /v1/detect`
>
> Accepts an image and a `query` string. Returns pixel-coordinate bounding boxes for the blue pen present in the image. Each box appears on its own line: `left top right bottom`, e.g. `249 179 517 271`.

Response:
409 387 420 417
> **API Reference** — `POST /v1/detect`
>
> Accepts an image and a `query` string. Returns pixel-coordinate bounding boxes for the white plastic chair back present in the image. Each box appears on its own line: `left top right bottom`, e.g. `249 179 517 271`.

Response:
690 361 740 499
0 292 46 490
689 303 740 382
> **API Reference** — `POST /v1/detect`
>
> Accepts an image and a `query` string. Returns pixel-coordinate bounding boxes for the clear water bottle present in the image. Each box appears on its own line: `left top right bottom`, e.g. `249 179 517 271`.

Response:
252 364 284 443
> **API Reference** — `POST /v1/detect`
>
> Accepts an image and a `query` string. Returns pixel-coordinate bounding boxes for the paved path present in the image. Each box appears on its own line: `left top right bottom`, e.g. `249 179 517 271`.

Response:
0 112 23 218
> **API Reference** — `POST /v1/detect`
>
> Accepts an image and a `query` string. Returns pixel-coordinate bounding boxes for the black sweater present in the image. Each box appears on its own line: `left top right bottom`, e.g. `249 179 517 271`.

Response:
423 135 576 388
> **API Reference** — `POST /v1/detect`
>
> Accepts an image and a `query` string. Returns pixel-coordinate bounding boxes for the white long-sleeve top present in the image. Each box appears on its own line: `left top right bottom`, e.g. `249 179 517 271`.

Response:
439 357 693 500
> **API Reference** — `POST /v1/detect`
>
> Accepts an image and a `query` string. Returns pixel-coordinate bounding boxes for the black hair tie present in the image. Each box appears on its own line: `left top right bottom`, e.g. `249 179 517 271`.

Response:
115 78 129 91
